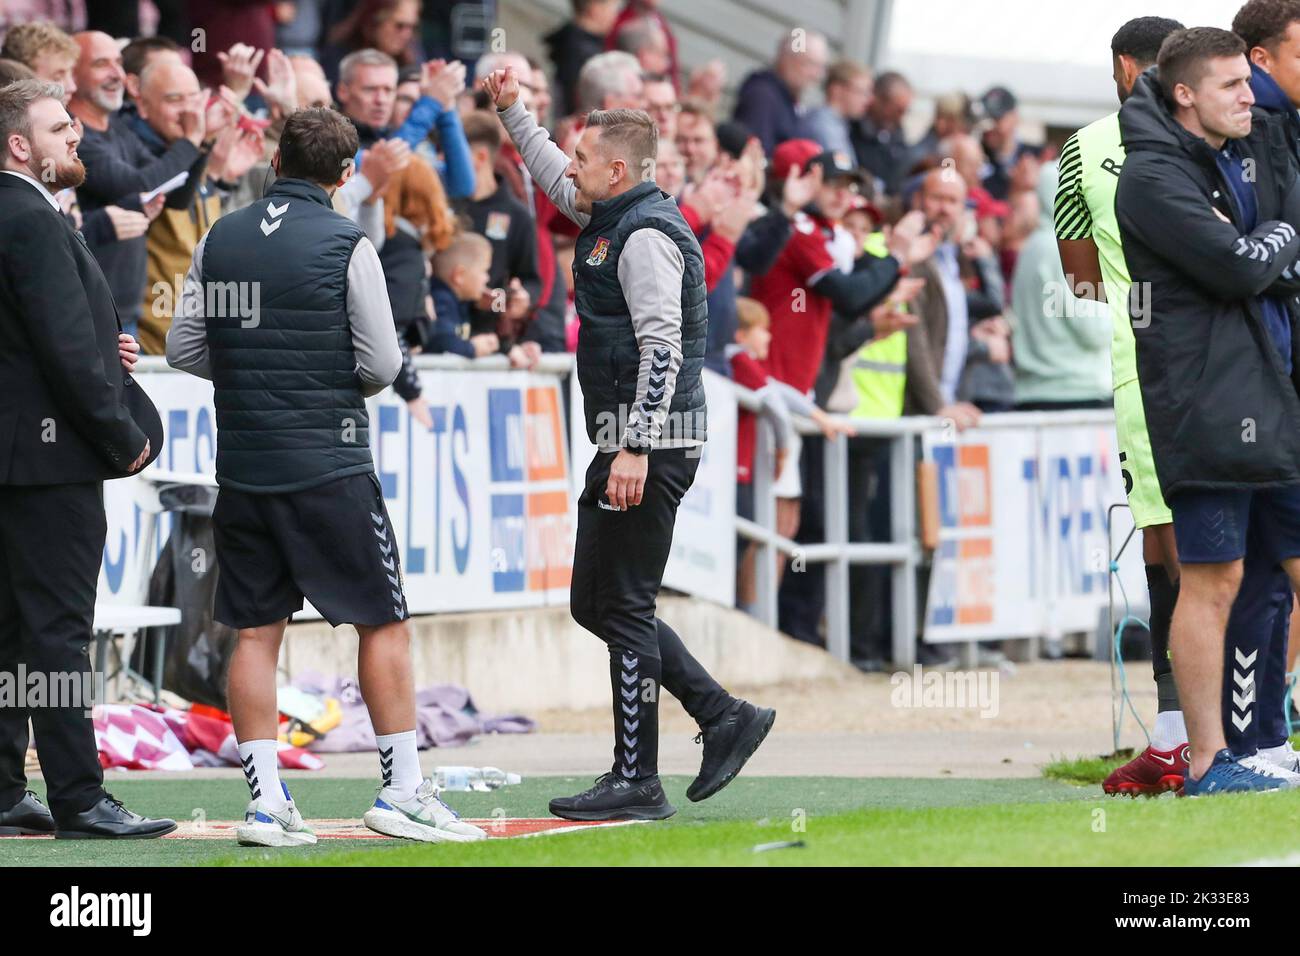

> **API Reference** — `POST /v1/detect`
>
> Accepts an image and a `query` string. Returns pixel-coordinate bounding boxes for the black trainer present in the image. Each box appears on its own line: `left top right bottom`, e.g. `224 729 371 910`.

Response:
549 773 676 821
0 790 55 835
55 793 177 839
687 699 776 802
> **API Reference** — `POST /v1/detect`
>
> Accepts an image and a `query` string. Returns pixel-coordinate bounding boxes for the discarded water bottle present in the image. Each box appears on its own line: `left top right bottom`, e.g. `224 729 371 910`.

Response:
434 766 523 792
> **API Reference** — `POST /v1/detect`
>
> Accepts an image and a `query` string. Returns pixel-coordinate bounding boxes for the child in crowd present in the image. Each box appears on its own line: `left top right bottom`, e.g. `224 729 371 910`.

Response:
425 231 502 359
728 296 847 609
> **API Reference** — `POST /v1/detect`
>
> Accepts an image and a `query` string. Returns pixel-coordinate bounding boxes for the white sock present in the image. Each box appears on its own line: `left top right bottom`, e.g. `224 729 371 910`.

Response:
237 739 288 811
1151 710 1188 752
376 730 422 799
1260 744 1291 762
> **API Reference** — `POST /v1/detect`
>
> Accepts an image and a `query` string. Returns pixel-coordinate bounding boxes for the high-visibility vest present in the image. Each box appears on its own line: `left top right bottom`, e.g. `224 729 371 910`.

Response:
848 232 907 419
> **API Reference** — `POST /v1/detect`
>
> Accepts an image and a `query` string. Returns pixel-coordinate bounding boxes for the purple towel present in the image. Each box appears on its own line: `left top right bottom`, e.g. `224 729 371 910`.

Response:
291 673 536 752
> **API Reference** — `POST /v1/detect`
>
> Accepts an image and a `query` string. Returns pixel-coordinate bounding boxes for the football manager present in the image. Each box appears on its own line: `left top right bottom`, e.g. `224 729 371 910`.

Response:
483 65 775 822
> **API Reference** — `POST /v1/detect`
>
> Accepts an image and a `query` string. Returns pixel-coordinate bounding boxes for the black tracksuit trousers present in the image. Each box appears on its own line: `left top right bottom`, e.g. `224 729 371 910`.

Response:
570 447 732 780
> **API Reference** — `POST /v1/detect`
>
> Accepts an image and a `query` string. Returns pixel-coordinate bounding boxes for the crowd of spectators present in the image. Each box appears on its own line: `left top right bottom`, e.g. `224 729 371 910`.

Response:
0 1 1105 670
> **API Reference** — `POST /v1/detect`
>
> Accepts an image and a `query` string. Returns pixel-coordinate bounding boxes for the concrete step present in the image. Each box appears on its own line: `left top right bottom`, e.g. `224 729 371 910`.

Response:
283 596 856 712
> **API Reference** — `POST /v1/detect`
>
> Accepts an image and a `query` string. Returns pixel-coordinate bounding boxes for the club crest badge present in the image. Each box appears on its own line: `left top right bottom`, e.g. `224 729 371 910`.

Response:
586 237 611 266
485 211 511 240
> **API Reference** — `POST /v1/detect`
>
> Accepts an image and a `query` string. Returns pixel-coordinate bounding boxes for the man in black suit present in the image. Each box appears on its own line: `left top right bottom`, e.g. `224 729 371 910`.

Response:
0 80 174 838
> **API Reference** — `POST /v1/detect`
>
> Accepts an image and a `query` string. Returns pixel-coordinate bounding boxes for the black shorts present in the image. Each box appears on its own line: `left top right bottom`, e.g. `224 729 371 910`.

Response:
212 472 409 629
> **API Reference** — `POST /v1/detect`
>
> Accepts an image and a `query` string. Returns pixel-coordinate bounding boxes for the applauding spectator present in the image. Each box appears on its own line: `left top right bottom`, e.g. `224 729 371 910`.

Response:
69 31 194 338
189 0 277 88
132 60 259 353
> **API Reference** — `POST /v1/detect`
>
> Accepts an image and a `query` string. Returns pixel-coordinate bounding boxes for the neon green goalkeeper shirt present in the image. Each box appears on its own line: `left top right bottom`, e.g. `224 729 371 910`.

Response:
1054 111 1136 389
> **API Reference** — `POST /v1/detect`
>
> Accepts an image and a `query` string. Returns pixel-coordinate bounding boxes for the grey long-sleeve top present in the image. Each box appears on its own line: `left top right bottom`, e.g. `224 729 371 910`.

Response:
499 100 700 451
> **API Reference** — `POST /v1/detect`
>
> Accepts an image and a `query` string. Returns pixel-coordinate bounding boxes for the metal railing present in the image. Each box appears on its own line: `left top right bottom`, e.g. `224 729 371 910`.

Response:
733 394 1118 668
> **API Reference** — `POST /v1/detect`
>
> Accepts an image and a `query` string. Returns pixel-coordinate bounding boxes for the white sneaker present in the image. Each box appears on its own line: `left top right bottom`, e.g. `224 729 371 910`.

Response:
1241 752 1300 789
236 788 318 847
1262 741 1300 774
362 778 487 843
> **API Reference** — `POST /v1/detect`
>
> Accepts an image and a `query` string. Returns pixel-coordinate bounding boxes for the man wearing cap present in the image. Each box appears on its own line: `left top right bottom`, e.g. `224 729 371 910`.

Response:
749 139 934 642
751 141 895 413
978 86 1039 201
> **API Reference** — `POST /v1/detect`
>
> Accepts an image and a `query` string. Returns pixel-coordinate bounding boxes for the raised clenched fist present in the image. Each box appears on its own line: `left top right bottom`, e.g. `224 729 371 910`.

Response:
482 67 520 111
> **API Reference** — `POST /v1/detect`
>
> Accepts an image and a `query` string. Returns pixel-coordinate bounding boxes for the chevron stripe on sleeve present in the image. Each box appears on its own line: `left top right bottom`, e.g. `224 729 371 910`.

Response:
1054 132 1093 241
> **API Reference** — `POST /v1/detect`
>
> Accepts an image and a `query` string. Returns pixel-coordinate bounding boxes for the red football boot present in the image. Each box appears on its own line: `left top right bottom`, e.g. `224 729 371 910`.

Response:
1102 744 1189 796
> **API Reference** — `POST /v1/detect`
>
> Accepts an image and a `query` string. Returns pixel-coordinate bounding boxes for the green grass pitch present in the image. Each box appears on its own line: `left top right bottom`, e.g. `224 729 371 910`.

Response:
7 773 1300 866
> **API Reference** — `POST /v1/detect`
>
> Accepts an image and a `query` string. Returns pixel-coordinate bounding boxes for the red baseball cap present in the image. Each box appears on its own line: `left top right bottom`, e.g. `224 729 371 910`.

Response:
771 139 823 180
849 196 886 225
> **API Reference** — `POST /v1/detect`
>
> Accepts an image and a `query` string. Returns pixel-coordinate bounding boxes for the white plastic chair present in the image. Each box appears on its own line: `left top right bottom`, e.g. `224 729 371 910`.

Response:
91 470 214 702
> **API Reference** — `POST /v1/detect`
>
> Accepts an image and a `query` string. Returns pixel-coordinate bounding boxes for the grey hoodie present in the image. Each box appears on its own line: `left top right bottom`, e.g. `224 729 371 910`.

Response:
1009 161 1110 405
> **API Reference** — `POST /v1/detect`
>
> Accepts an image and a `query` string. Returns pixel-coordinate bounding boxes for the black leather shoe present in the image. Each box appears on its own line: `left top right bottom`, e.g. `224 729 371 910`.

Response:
55 794 177 840
0 790 55 835
687 699 775 802
549 773 676 821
